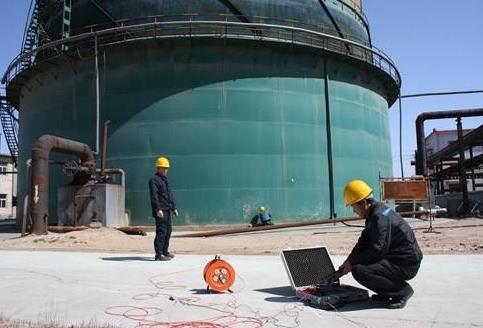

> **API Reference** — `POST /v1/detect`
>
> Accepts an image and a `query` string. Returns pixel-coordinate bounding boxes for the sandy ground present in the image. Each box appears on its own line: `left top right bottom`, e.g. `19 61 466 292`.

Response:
1 217 482 256
0 316 115 328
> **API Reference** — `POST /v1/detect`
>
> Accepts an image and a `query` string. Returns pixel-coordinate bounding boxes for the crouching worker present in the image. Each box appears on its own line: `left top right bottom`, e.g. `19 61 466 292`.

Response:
250 206 274 227
338 180 423 309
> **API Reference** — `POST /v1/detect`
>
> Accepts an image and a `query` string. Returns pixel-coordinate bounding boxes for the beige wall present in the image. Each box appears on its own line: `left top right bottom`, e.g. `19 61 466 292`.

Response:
0 156 16 219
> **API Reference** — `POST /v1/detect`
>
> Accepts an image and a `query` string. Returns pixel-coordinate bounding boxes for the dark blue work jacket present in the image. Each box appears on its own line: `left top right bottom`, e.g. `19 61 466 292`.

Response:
348 200 423 267
149 173 176 213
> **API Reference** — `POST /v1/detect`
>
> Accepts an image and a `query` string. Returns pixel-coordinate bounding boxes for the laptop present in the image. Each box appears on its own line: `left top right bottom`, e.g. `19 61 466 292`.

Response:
281 246 369 309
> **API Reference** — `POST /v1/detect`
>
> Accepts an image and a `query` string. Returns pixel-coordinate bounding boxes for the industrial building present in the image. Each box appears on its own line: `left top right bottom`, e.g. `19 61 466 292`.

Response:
413 107 483 217
426 128 483 194
423 125 483 216
1 0 400 227
0 154 17 220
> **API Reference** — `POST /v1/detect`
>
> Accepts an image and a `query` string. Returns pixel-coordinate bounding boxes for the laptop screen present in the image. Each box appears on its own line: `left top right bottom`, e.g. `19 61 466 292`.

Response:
282 247 336 288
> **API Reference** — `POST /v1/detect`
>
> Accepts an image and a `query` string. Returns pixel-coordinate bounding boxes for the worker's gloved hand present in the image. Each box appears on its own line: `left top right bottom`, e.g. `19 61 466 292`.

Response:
338 259 352 276
156 210 164 219
173 209 179 216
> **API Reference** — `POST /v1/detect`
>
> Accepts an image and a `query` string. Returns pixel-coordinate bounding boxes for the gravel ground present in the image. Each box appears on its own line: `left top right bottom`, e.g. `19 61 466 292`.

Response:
1 217 482 256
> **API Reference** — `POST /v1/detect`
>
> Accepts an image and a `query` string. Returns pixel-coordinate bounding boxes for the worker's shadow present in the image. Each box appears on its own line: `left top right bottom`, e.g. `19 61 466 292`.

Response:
101 256 155 262
327 300 388 312
255 286 299 303
256 286 389 310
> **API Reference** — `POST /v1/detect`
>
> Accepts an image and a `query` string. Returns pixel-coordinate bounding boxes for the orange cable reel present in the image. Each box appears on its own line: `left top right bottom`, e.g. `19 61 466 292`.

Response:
203 255 236 293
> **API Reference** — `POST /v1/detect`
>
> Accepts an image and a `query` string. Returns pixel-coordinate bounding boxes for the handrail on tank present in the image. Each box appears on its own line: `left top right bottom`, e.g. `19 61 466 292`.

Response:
64 13 371 46
2 20 400 94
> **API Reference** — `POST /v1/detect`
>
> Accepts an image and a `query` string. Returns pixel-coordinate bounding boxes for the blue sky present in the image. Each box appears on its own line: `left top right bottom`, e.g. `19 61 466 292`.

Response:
364 1 483 176
0 1 482 176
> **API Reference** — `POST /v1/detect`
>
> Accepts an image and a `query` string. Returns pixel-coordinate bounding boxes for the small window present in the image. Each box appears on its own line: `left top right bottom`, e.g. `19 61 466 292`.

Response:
0 194 6 208
0 163 7 175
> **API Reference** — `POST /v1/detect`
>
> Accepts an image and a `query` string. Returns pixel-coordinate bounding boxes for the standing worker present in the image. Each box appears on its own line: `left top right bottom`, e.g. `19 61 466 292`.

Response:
338 180 423 309
149 156 178 261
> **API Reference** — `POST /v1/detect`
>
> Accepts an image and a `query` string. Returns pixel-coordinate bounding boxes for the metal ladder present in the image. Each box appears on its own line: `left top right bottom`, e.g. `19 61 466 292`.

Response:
0 95 19 167
20 1 40 70
61 0 72 51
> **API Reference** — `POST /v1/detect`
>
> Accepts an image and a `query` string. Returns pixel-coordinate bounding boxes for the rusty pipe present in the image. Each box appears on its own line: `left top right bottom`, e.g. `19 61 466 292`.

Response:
176 210 434 238
456 118 469 214
96 168 125 186
116 226 147 236
415 108 483 175
176 217 365 238
100 120 110 181
31 135 96 235
48 225 89 233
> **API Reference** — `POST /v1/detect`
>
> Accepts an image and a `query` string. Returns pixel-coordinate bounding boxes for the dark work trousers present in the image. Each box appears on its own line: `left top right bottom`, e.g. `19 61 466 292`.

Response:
154 210 172 256
352 259 420 299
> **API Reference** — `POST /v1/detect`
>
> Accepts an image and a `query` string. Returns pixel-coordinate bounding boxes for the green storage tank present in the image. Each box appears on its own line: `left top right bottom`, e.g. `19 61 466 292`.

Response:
5 0 400 225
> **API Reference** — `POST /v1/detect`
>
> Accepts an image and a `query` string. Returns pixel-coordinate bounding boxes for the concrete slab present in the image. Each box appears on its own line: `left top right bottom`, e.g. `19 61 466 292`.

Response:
0 251 482 327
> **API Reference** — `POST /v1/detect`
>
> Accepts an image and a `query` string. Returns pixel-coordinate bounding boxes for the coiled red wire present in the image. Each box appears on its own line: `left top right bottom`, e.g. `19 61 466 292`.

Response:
104 267 299 328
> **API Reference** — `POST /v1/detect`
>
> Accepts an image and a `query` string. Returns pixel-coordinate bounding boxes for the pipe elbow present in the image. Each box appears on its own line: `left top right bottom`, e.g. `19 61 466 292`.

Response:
32 135 56 159
32 134 95 166
80 145 96 166
415 114 426 126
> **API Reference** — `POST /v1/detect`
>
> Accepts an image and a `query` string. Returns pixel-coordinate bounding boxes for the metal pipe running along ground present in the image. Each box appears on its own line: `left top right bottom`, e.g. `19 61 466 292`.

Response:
176 217 365 238
176 211 431 238
31 135 95 235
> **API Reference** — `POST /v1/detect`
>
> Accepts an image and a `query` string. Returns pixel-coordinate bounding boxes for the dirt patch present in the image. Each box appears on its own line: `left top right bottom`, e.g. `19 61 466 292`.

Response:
0 315 116 328
1 218 482 256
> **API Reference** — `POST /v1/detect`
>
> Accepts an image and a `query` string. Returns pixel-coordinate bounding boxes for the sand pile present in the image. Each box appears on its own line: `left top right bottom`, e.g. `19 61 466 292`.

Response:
0 228 152 252
0 218 482 255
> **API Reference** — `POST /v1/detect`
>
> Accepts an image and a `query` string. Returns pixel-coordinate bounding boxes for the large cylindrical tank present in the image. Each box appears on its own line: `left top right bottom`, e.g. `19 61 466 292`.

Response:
7 0 399 225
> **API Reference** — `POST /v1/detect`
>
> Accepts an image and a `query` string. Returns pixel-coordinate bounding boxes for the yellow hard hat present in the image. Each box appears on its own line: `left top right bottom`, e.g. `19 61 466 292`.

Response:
155 156 170 168
259 206 265 212
343 180 373 206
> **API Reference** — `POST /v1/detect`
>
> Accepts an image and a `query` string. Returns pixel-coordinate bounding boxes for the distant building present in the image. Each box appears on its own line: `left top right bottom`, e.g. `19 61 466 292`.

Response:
0 154 16 219
425 128 483 194
425 129 471 157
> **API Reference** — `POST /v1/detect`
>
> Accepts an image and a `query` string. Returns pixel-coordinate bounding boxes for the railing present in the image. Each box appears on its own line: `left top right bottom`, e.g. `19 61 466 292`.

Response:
0 94 19 166
2 19 400 91
51 13 373 46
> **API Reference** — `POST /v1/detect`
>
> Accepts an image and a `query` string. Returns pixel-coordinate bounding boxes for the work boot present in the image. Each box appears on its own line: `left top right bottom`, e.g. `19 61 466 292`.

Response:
387 287 414 309
371 294 390 302
164 252 175 259
155 254 171 261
